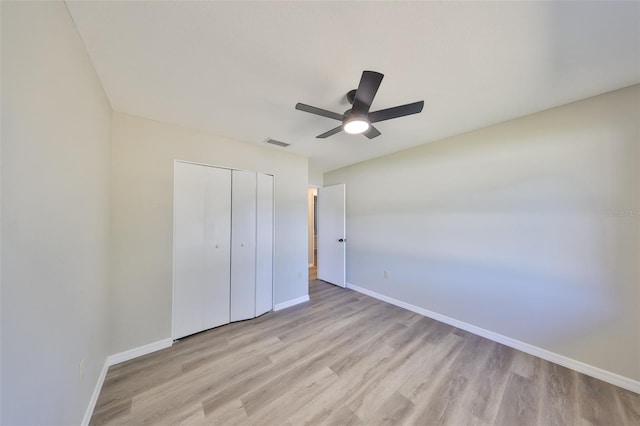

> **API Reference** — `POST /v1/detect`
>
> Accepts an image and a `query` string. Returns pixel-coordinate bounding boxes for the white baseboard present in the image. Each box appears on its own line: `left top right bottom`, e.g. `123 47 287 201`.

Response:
107 338 173 366
83 338 174 424
81 359 109 426
346 282 640 394
274 295 310 311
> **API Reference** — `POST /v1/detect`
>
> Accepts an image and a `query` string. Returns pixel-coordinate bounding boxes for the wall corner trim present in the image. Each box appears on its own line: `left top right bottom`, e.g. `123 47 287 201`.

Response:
82 338 174 425
345 282 640 394
81 360 110 426
274 295 310 311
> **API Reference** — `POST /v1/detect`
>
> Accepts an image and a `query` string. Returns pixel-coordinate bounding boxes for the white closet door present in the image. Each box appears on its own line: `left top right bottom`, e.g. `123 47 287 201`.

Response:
173 162 231 340
173 162 206 339
230 170 257 321
255 173 274 316
202 166 232 330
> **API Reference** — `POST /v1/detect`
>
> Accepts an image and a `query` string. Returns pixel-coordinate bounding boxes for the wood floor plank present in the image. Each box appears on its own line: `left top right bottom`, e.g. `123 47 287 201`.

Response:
397 332 466 402
88 395 131 426
239 311 401 417
90 280 640 425
576 373 627 425
127 353 272 423
413 374 470 425
373 391 415 425
198 399 247 426
287 343 397 424
245 367 338 425
616 387 640 425
317 405 364 426
348 324 451 422
494 373 539 426
404 334 490 425
536 361 578 426
467 342 514 424
426 339 513 426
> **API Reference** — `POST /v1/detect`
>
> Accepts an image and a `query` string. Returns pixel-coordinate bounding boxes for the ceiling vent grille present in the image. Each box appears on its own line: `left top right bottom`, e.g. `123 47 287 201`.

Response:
264 138 290 148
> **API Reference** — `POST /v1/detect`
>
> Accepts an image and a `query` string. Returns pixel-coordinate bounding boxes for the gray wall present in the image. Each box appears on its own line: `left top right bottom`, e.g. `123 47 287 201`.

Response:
1 2 112 424
110 112 309 353
1 2 310 422
325 86 639 381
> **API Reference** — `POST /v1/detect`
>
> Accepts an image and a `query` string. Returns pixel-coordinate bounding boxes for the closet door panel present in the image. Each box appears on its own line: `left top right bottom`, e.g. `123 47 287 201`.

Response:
202 166 232 330
173 162 206 339
255 173 274 316
230 170 257 321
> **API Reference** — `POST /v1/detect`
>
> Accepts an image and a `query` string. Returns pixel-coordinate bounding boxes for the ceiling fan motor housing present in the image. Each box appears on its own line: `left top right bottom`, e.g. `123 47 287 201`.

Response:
346 89 357 105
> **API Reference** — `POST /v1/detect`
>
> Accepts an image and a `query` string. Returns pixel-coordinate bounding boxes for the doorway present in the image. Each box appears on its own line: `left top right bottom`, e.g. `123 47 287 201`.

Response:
309 184 347 287
308 187 318 282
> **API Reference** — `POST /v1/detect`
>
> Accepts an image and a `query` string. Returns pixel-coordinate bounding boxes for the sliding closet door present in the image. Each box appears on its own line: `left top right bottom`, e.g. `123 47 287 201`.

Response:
201 165 232 330
255 173 274 316
230 170 257 321
173 162 231 340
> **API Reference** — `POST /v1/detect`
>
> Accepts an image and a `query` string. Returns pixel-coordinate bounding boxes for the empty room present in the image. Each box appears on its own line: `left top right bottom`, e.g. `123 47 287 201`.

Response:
1 1 639 425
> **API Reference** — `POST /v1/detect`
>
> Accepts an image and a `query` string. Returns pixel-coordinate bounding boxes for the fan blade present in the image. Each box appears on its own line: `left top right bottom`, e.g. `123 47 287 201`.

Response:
295 103 344 121
368 101 424 123
363 125 381 139
351 71 384 115
316 125 343 138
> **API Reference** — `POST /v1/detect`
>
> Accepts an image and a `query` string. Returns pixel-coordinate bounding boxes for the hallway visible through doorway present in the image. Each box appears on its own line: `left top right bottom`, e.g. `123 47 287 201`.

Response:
308 187 318 283
309 251 317 282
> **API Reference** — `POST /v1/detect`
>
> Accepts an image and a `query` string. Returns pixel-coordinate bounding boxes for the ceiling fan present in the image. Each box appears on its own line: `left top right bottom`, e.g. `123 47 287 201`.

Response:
295 71 424 139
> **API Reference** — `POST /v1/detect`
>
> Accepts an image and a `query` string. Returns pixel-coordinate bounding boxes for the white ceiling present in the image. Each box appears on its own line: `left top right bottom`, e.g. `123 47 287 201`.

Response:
66 1 640 176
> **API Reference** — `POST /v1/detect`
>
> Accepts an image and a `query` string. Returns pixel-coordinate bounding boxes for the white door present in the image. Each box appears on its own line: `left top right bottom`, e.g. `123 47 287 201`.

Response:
173 162 205 339
201 165 232 330
318 184 346 287
230 170 257 321
173 162 231 340
255 173 274 316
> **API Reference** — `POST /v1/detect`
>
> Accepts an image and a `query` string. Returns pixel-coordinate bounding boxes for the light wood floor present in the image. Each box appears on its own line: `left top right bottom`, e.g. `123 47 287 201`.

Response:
91 280 640 425
309 258 317 281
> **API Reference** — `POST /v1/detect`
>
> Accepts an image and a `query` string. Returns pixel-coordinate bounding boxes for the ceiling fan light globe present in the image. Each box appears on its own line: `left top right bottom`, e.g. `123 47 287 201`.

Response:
344 119 370 134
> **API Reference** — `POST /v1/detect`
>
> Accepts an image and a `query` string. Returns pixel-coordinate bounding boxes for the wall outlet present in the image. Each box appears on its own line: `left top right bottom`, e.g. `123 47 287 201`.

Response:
383 270 389 279
79 358 86 382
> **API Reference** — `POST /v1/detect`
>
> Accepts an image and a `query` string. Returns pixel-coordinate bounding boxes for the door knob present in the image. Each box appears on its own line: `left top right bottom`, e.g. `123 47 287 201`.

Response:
338 238 346 242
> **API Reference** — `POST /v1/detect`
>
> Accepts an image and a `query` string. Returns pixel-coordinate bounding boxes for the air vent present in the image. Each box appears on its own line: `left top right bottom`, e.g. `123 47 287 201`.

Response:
264 138 290 148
